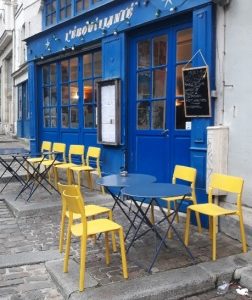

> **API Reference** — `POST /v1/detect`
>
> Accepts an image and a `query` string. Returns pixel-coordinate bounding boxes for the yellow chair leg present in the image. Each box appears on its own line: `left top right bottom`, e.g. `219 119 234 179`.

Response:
54 166 58 188
64 217 72 273
105 232 110 265
77 171 81 190
239 213 248 253
109 211 117 252
209 216 213 240
174 201 179 223
86 171 93 190
150 204 155 225
79 235 87 292
59 209 66 253
91 216 97 244
118 228 128 279
66 168 71 184
184 208 191 246
195 212 202 234
212 217 217 261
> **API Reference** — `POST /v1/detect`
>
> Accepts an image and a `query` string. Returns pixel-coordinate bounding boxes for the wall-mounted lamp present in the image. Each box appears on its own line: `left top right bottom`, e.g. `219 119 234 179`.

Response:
113 29 118 35
102 28 107 35
62 46 68 51
52 34 60 41
155 9 161 17
71 45 75 51
169 6 177 12
40 55 44 60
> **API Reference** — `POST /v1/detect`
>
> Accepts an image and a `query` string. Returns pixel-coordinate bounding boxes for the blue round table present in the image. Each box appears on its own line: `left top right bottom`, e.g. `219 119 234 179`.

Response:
121 182 194 272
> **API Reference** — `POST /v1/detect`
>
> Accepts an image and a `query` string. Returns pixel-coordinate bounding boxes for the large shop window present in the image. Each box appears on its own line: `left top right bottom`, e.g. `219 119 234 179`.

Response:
42 63 57 128
137 35 167 130
175 28 192 129
41 50 101 130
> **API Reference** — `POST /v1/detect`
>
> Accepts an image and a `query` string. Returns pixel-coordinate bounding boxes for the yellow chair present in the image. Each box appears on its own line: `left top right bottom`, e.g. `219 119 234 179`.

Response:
40 142 66 187
70 146 104 194
54 145 85 185
184 173 247 261
57 183 116 254
26 141 52 178
63 189 128 291
160 165 202 238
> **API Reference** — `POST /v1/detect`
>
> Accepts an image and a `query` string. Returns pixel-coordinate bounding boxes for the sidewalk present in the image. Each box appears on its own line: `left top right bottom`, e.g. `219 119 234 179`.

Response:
0 135 252 299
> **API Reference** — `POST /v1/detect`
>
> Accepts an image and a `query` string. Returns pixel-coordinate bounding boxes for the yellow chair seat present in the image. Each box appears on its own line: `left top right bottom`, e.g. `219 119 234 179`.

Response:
27 157 47 163
70 165 94 172
189 203 236 217
162 195 192 202
65 204 111 220
71 219 121 237
54 163 76 169
41 160 62 166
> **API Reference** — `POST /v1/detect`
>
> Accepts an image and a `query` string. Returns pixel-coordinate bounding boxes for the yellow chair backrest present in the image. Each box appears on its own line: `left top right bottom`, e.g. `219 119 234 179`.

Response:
52 143 66 162
41 141 52 152
208 173 244 208
58 182 80 198
173 165 196 187
63 190 86 225
68 145 85 164
86 147 101 168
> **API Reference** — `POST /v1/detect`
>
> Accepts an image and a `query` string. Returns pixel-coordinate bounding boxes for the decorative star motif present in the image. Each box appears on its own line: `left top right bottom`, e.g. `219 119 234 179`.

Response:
162 0 173 7
45 39 50 49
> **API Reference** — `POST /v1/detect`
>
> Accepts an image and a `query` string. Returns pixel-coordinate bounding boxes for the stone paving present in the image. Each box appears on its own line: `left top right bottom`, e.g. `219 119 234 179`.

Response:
0 135 252 299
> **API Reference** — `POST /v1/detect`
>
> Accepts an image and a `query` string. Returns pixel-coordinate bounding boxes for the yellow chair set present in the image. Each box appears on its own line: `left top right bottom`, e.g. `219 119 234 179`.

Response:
150 165 247 261
57 183 128 292
27 141 104 193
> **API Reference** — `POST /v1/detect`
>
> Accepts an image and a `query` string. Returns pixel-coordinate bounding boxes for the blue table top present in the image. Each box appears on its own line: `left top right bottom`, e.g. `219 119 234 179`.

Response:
96 173 156 188
0 148 30 155
122 183 191 198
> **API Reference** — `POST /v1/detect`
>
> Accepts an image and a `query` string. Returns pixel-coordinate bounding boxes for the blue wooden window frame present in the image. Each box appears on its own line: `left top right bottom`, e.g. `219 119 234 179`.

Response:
45 0 57 27
82 50 102 129
59 0 72 21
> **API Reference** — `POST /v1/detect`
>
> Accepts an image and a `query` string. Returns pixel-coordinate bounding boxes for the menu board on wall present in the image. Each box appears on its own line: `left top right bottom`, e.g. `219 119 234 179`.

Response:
182 66 211 117
97 79 121 145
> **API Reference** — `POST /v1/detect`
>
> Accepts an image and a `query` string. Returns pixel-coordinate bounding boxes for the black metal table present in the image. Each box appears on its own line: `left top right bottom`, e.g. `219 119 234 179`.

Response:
121 183 195 272
0 148 59 201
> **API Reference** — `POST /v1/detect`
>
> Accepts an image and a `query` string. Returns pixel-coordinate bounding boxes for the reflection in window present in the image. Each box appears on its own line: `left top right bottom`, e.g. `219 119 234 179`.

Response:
61 85 69 105
76 0 89 12
153 68 166 98
153 35 167 66
84 105 94 128
70 58 78 81
60 0 72 20
94 51 102 76
71 107 79 128
83 54 92 78
176 28 192 62
62 107 69 128
138 71 151 100
83 80 92 103
70 83 79 104
137 101 150 129
138 40 150 69
45 0 56 26
152 101 165 129
61 60 69 82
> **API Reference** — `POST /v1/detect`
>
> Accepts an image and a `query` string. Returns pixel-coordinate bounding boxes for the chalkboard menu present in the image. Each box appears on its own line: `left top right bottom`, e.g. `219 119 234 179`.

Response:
182 66 211 117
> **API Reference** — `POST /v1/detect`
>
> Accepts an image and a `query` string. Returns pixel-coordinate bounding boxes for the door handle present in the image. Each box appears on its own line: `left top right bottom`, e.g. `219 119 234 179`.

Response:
162 129 169 135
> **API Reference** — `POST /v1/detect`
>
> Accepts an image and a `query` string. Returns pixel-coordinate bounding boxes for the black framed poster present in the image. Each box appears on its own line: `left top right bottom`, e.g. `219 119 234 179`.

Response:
97 79 121 145
182 66 211 117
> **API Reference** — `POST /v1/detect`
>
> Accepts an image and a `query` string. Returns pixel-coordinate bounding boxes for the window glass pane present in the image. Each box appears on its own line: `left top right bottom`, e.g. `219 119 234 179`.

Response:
60 9 65 20
83 80 92 103
94 51 102 76
52 13 56 24
138 71 151 100
43 66 50 84
153 35 167 66
84 0 89 9
176 99 191 129
61 84 69 105
70 58 78 81
176 65 183 96
84 105 94 128
76 0 82 11
152 101 165 129
50 63 56 84
66 5 71 17
71 107 79 128
51 86 57 105
138 40 150 69
62 107 69 128
43 108 50 127
177 28 192 62
70 83 79 104
137 101 150 129
51 107 57 128
61 60 69 82
83 54 92 78
153 68 166 98
43 87 50 106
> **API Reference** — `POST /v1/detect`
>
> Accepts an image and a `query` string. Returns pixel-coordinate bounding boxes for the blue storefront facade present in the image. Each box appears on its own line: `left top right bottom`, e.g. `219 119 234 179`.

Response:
26 0 215 210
